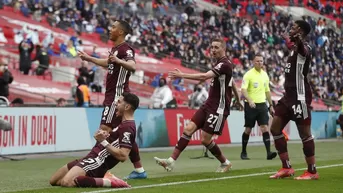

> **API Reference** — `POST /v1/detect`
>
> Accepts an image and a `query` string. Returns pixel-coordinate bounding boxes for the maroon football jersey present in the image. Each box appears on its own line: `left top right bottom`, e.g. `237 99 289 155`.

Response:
203 56 233 116
103 42 135 106
88 120 136 171
283 43 312 103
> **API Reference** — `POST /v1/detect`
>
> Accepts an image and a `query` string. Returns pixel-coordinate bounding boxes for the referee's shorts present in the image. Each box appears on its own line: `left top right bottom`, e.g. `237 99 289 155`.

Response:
244 102 269 128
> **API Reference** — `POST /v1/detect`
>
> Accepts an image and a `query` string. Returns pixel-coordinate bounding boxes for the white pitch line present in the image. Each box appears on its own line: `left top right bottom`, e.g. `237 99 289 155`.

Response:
82 163 343 193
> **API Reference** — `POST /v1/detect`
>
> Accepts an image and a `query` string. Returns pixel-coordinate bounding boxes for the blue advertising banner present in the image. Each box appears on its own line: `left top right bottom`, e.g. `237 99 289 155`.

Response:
311 112 338 139
86 108 169 148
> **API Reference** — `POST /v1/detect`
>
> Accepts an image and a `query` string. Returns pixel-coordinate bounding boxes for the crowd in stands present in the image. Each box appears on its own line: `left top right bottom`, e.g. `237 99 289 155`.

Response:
1 0 343 103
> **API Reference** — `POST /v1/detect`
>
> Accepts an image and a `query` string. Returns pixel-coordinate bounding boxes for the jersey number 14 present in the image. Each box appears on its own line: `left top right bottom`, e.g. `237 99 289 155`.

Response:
292 104 302 115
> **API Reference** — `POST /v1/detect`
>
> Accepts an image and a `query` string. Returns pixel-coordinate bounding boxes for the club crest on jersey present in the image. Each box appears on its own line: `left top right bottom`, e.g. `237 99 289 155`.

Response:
126 50 133 57
122 132 131 144
253 82 259 88
215 62 223 70
108 64 114 74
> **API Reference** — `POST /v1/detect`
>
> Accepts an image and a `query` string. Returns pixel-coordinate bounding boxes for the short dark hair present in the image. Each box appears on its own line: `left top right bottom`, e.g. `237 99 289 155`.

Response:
12 98 24 104
253 53 263 59
122 92 140 111
295 20 311 36
116 20 133 35
211 38 226 48
57 98 66 103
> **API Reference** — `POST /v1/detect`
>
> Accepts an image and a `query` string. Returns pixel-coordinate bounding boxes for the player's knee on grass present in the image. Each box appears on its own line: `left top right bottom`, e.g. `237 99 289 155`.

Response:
49 165 69 186
183 121 197 136
244 127 252 135
201 130 213 146
61 166 86 187
60 178 76 187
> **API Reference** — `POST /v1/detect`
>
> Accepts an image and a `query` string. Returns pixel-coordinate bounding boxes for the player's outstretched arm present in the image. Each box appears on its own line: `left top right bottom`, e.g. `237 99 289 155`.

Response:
78 50 108 68
168 68 215 81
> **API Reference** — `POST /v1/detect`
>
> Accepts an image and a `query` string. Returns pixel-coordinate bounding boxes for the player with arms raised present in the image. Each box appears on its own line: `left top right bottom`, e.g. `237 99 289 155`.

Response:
49 93 140 188
154 38 242 172
269 20 319 180
77 20 146 179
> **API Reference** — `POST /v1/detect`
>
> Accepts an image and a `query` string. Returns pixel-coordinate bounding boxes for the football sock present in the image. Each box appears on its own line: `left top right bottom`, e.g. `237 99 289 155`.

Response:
75 176 130 188
171 133 191 160
134 167 145 173
241 132 250 153
206 140 226 163
262 132 271 153
302 136 316 174
129 143 141 166
75 176 108 187
273 134 291 168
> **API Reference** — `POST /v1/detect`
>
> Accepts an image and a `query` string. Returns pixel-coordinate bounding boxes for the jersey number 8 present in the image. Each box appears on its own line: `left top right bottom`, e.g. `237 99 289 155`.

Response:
103 107 110 116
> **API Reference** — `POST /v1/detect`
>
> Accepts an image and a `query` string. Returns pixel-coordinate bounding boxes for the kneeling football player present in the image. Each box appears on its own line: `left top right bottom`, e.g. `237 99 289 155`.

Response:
49 93 139 188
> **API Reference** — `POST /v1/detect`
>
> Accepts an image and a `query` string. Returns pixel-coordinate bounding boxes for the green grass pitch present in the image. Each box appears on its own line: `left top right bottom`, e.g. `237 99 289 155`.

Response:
0 140 342 193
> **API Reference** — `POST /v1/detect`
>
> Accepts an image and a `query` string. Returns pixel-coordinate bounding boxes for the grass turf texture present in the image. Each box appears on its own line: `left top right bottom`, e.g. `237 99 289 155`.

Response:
0 140 342 193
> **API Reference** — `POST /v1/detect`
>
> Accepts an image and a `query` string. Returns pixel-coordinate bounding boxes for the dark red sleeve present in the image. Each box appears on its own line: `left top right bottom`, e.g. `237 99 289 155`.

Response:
296 40 310 57
120 47 135 61
285 37 294 50
118 125 135 149
211 62 232 78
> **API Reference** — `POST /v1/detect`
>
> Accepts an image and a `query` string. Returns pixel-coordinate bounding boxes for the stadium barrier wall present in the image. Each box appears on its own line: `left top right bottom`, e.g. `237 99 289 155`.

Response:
0 108 339 155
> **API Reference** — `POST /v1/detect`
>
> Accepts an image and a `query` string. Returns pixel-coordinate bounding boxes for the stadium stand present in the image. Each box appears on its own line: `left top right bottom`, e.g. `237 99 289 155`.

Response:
0 0 341 110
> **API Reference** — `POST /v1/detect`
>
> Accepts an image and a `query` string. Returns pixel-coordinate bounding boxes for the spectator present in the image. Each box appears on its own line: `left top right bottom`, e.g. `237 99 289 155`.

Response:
42 32 54 48
188 83 208 109
19 39 34 75
14 30 24 44
32 44 50 75
25 28 40 45
78 61 90 84
90 65 105 93
0 28 8 43
10 98 24 107
0 63 13 99
75 76 90 107
56 98 67 107
149 77 174 108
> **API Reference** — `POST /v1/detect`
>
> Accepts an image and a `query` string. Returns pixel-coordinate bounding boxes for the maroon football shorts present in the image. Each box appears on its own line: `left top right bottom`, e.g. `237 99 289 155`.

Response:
191 107 227 135
67 156 107 178
274 97 311 126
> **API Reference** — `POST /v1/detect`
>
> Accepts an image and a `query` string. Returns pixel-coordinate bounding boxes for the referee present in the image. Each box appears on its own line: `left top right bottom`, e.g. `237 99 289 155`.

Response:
240 54 277 160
